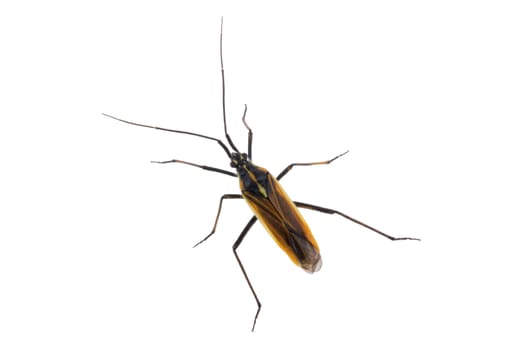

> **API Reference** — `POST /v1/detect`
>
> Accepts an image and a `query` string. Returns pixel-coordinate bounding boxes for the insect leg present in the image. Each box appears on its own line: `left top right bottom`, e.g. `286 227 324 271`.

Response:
151 159 236 177
293 201 420 241
240 104 253 160
232 216 261 332
193 194 243 248
276 150 349 180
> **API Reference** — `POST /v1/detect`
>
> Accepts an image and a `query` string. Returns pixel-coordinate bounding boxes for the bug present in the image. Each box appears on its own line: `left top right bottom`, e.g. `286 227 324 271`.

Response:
103 18 420 331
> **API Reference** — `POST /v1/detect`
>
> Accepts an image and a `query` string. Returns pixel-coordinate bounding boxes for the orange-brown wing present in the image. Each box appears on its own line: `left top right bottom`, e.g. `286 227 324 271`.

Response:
242 173 322 273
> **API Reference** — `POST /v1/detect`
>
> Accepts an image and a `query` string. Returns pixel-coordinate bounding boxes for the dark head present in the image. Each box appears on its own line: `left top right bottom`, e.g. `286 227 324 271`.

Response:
230 152 249 170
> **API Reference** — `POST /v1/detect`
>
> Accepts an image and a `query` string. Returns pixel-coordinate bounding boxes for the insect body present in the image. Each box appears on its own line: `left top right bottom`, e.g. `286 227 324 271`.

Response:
103 18 419 331
234 152 322 273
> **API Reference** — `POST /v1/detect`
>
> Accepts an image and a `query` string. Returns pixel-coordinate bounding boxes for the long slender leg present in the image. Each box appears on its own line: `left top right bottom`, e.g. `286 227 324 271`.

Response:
151 159 236 177
294 201 420 241
193 194 243 247
232 216 260 332
276 150 349 181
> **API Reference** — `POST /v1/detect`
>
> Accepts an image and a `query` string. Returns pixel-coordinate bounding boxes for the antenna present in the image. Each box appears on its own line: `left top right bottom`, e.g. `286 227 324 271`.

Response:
220 16 240 153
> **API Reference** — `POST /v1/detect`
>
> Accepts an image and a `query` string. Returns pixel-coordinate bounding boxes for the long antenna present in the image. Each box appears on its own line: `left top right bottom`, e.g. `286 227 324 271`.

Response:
102 113 232 158
102 18 240 160
220 16 240 153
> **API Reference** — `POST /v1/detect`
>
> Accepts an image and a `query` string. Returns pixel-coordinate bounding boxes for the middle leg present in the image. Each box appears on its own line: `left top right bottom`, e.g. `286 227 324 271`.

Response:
276 150 349 180
193 194 243 248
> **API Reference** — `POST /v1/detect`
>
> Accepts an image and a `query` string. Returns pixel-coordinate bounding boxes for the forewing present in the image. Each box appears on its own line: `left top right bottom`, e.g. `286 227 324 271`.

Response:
242 173 322 273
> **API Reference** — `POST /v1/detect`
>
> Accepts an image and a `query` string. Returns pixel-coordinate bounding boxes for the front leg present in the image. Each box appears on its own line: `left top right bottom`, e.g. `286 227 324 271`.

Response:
151 159 236 177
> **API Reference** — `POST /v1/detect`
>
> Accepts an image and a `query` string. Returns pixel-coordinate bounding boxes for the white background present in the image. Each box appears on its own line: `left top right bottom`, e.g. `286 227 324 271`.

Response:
1 1 524 349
